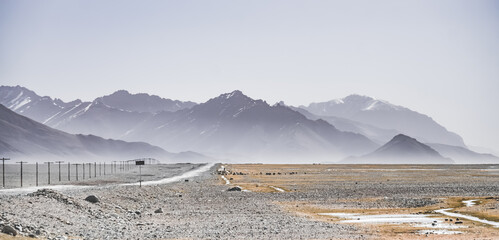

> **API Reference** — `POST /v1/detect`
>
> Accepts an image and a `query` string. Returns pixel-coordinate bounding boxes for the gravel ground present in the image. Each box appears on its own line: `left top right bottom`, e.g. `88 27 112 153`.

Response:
1 163 498 239
0 163 363 240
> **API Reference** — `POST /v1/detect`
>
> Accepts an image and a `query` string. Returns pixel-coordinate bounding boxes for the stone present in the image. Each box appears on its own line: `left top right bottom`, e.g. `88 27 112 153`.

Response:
154 208 163 213
2 225 17 236
84 195 99 203
227 186 242 191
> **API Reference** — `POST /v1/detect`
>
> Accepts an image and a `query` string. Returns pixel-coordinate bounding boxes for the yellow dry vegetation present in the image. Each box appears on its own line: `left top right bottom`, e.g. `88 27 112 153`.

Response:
220 164 499 239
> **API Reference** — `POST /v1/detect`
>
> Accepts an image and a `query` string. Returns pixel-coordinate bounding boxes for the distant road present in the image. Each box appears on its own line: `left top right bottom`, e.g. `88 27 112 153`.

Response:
0 163 216 195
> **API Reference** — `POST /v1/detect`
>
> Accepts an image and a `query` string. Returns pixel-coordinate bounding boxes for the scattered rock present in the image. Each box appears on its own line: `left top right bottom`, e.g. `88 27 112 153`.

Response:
2 225 17 236
28 189 81 207
154 208 163 213
84 195 100 203
228 187 242 191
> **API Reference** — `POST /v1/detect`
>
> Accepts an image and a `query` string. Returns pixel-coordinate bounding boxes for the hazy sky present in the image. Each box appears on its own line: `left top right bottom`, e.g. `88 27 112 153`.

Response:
1 0 498 153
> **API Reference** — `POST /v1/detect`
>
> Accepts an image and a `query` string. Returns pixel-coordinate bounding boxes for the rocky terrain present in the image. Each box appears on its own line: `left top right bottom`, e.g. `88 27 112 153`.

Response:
0 163 361 239
1 163 498 239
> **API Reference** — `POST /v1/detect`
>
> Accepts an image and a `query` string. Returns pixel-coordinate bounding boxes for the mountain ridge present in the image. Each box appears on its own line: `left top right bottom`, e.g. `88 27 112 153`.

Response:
0 103 212 163
346 134 454 164
123 90 378 162
301 94 465 147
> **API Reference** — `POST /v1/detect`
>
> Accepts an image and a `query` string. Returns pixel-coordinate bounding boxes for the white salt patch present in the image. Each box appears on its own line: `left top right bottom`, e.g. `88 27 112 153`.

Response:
414 221 465 229
318 213 359 217
463 199 477 207
435 208 499 228
270 186 285 192
341 215 434 224
319 213 435 224
417 230 463 235
221 175 230 185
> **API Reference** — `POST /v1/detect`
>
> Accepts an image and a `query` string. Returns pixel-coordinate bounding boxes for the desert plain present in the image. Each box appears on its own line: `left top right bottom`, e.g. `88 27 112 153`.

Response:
0 163 498 239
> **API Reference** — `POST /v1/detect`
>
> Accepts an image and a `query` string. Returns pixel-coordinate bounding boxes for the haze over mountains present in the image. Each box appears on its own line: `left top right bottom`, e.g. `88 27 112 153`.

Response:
0 104 166 162
122 91 377 161
1 85 497 163
301 95 465 147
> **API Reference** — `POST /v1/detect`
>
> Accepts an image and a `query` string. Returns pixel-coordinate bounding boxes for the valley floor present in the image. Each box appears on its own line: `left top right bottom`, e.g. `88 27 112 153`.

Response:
1 163 498 239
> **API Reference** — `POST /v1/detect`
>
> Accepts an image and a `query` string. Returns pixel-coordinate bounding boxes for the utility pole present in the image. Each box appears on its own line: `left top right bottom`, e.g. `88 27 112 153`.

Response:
135 160 145 187
68 162 70 181
55 161 64 182
94 162 97 178
88 163 91 179
113 161 117 174
44 162 53 185
1 157 11 188
83 163 85 180
16 161 27 187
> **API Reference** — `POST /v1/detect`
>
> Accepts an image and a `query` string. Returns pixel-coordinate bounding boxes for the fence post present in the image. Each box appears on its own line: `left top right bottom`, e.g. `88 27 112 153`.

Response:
16 161 27 187
73 164 80 181
1 157 11 188
44 162 53 185
55 161 64 182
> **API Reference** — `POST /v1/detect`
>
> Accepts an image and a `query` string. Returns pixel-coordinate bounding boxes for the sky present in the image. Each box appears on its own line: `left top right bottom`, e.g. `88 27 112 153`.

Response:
1 0 499 153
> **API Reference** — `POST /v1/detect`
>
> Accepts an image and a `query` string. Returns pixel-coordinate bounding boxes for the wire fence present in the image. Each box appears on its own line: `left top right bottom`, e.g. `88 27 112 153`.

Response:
0 159 157 189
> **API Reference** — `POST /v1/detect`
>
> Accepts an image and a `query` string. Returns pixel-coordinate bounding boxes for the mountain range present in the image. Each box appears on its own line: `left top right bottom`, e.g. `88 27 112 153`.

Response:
0 103 211 163
121 91 378 161
0 103 165 161
1 85 497 163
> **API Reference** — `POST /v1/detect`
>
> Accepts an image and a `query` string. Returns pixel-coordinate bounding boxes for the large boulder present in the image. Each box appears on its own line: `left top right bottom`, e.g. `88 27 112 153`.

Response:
84 195 99 203
227 186 242 191
2 225 17 236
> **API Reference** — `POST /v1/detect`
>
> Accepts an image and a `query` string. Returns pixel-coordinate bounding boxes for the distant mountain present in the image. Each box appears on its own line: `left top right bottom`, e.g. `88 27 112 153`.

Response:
0 86 195 139
95 90 196 113
347 134 453 164
0 85 81 125
0 103 209 162
286 103 398 144
301 95 465 147
124 91 378 162
428 143 499 164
